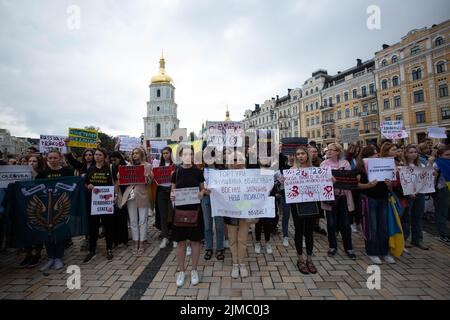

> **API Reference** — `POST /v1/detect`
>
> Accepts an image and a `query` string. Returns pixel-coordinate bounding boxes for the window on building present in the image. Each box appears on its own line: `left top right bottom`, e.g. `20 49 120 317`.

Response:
411 46 420 55
329 97 333 106
336 94 341 103
441 106 450 120
416 111 426 124
311 118 315 125
369 84 375 95
345 108 350 118
372 121 377 129
310 89 314 95
362 86 367 97
382 79 388 90
412 68 422 81
317 129 320 137
414 90 424 103
353 106 359 116
316 102 319 110
344 92 349 101
392 76 399 87
363 104 368 113
312 131 315 138
316 116 320 124
394 96 401 108
396 114 403 121
324 99 328 107
305 105 309 112
157 89 161 98
383 98 390 110
337 110 342 119
156 123 161 137
156 106 160 112
435 37 444 46
392 55 398 63
315 87 319 92
385 117 391 121
364 121 369 131
439 84 448 98
352 89 358 99
381 59 387 67
436 61 446 74
371 103 377 111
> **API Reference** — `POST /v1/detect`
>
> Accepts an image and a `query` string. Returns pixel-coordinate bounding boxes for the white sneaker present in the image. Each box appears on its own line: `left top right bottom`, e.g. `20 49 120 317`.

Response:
224 240 230 249
53 258 64 270
191 270 200 286
231 264 239 278
351 224 358 233
186 245 192 256
159 238 169 249
254 242 261 254
148 209 154 217
283 237 289 247
266 243 273 254
173 241 177 248
239 264 249 278
176 272 185 287
403 248 409 254
39 259 54 272
383 255 396 264
369 256 382 265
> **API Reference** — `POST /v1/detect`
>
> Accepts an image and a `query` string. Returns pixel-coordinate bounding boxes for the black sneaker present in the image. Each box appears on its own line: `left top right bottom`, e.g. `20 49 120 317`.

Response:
28 254 41 268
346 250 357 260
83 252 96 263
438 236 450 244
314 226 327 236
64 239 74 249
19 254 33 268
107 250 113 260
412 242 429 250
327 248 337 257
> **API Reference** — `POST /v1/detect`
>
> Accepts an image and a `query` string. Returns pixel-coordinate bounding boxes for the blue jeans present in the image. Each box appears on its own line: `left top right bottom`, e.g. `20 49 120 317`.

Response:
326 196 353 251
201 195 224 251
364 198 389 256
402 194 425 244
281 195 291 238
45 241 64 259
435 187 450 237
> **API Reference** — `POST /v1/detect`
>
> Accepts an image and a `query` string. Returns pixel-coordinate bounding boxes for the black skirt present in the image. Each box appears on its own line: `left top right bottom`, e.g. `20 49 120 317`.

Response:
172 205 204 242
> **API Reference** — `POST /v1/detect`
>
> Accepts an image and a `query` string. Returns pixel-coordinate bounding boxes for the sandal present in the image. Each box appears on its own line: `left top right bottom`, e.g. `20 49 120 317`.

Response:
204 250 213 260
297 260 309 275
132 247 138 255
137 247 145 256
306 260 317 274
215 250 224 261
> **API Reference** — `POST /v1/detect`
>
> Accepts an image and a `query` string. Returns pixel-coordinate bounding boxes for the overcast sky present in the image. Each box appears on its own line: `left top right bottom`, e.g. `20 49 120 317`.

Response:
0 0 449 139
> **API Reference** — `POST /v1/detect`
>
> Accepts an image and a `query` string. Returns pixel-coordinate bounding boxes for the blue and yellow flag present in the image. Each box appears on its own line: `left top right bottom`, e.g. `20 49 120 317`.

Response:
387 193 404 258
10 176 88 247
435 158 450 191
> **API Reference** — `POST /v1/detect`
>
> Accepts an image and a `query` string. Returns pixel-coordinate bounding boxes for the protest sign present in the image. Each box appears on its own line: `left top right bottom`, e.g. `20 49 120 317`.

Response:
0 165 33 188
206 121 244 148
152 165 174 185
339 128 360 144
91 186 115 215
427 127 447 139
208 169 275 218
332 170 359 190
175 187 200 206
68 128 98 148
283 167 334 204
399 166 435 195
366 158 396 182
381 121 408 140
39 135 67 154
148 140 167 154
119 136 142 152
118 165 146 185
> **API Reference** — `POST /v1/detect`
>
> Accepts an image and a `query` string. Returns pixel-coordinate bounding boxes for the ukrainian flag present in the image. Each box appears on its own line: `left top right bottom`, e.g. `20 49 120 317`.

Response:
387 193 404 258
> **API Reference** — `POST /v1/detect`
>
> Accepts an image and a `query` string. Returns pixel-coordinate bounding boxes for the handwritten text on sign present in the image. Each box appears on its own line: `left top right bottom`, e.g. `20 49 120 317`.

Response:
399 166 435 195
118 136 141 152
39 135 67 154
175 187 200 206
118 165 146 185
208 169 275 218
366 158 396 182
91 186 115 215
283 167 334 204
206 121 244 148
0 165 33 188
381 121 408 140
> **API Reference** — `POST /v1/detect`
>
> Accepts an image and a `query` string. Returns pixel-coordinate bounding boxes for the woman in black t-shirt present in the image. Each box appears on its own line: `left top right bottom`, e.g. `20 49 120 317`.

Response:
170 146 205 288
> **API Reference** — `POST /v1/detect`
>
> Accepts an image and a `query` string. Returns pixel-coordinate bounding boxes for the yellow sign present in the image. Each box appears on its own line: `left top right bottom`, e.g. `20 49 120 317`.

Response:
68 128 98 148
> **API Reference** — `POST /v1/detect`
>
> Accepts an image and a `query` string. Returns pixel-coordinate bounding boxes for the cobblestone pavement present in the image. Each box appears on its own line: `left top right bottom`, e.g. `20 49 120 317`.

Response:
1 216 449 300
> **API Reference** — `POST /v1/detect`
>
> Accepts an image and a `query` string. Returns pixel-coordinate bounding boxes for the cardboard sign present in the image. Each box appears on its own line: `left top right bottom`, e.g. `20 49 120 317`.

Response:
0 165 33 188
175 187 200 206
339 128 360 144
399 166 435 195
208 169 275 218
119 136 142 152
152 165 174 185
39 135 67 154
366 158 396 182
332 170 359 190
283 167 335 204
206 121 244 148
68 128 98 148
381 121 408 140
118 165 146 185
91 186 115 215
428 127 447 139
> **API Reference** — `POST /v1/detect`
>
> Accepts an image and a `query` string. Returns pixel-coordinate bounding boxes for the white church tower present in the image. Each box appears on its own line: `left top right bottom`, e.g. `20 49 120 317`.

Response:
143 53 180 142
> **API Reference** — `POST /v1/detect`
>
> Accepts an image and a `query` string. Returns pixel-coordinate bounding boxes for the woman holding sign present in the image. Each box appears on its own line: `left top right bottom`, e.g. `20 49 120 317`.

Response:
83 148 115 263
320 143 356 260
120 148 153 255
170 146 205 287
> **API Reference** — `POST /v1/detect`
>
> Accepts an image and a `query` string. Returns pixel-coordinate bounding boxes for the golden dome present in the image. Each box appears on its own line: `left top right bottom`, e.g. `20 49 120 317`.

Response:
150 53 173 84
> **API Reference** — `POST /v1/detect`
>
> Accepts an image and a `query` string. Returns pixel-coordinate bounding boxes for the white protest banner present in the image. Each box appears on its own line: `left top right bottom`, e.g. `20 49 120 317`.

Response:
381 120 408 140
366 158 396 182
206 121 244 148
208 169 275 218
119 136 142 152
175 187 200 206
399 166 435 195
39 135 68 154
283 167 334 204
91 186 115 215
0 166 33 188
149 141 167 153
339 128 360 144
428 127 447 139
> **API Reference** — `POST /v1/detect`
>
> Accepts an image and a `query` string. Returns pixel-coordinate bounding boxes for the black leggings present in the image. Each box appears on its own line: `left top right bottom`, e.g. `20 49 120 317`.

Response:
292 214 315 256
255 218 273 242
89 215 114 253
